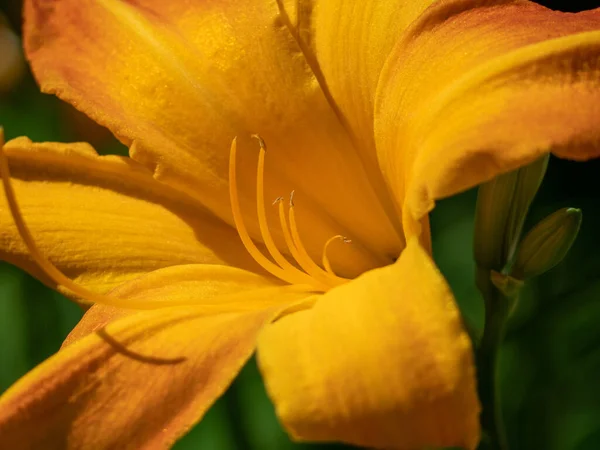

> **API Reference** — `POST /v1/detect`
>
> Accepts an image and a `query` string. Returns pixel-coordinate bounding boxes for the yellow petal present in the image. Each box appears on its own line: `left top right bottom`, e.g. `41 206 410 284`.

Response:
0 308 273 449
257 238 480 450
284 0 433 159
278 0 437 235
24 0 402 273
0 137 258 297
374 0 600 237
62 263 316 346
0 264 315 449
62 303 130 347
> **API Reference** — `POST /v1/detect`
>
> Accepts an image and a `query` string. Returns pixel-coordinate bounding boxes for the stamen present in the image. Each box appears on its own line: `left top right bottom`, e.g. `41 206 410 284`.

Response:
276 197 314 277
250 133 266 150
228 135 352 292
253 136 313 285
0 129 160 309
322 235 352 275
287 194 349 287
228 138 312 286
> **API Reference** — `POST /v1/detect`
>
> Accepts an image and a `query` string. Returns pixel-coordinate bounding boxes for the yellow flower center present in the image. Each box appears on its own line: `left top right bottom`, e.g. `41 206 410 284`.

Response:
228 136 351 292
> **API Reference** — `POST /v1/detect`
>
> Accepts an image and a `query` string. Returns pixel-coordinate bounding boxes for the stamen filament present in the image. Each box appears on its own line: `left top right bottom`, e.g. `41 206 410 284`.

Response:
276 198 314 277
322 235 352 276
0 130 160 309
287 198 348 287
228 135 352 292
254 138 313 285
229 138 310 286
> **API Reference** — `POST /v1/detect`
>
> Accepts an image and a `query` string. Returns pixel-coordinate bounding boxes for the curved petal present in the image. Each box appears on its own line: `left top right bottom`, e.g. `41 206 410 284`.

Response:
276 0 437 239
0 137 259 297
24 0 402 273
0 265 316 449
282 0 433 163
374 0 600 237
257 239 479 450
62 263 316 346
0 308 277 449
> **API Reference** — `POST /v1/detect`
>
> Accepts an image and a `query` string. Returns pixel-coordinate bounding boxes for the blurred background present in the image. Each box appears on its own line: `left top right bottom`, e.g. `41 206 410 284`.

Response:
1 0 599 449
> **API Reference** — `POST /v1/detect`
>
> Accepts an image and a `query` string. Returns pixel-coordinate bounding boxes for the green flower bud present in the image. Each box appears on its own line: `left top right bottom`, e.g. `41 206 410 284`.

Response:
474 170 518 271
474 155 549 271
512 207 582 280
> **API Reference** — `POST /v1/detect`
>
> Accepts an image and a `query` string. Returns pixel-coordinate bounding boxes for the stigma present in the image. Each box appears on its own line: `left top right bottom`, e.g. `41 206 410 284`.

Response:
228 136 351 292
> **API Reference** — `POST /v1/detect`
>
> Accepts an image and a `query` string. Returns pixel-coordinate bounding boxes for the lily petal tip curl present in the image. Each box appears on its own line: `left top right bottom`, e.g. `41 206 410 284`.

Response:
258 239 480 450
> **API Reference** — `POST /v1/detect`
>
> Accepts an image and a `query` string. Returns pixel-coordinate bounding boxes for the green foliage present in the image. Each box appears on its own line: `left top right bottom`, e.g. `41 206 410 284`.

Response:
432 158 600 450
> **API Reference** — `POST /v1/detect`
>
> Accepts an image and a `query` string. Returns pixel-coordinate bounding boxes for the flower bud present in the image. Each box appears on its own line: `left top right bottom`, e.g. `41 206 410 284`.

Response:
511 207 582 280
474 155 549 271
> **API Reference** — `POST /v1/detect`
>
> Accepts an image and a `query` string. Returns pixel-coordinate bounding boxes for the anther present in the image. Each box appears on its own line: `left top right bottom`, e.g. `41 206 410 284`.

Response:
272 196 284 206
322 235 353 276
290 190 295 207
251 134 267 150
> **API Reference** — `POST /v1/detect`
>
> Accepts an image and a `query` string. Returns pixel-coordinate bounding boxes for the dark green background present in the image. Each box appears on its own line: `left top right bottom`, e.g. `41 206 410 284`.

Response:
1 1 599 449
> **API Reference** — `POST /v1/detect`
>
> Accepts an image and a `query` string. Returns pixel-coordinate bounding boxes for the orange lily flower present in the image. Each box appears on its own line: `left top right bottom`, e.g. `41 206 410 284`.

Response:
1 0 600 449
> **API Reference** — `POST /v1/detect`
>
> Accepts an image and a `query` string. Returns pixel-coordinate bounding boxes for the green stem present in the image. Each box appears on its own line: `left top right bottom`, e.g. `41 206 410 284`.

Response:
476 269 511 450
